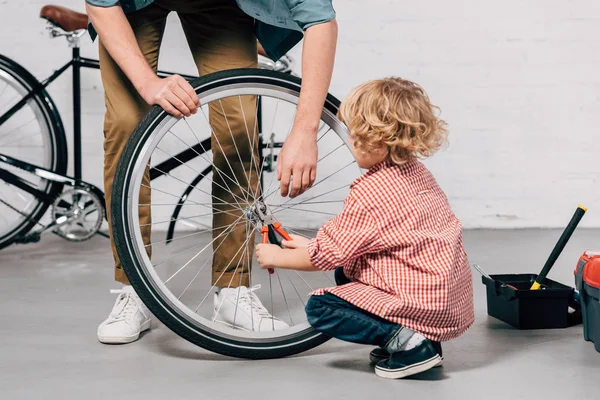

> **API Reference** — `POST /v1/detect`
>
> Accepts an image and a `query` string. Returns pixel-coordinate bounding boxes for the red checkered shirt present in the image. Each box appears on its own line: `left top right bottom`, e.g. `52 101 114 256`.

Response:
307 160 474 341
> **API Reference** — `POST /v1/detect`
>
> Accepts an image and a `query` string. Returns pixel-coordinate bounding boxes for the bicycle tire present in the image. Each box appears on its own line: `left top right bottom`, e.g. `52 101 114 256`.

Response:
0 54 67 249
112 68 354 359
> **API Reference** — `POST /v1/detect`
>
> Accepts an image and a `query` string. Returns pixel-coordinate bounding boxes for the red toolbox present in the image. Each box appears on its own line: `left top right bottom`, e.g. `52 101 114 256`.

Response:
574 251 600 352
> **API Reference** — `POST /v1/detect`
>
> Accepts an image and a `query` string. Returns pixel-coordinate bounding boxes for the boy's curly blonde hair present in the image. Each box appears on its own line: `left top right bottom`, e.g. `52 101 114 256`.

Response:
338 77 448 164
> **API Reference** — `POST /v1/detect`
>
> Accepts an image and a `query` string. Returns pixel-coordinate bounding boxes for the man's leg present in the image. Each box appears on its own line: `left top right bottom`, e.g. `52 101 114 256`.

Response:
100 6 168 283
178 0 258 289
97 4 168 344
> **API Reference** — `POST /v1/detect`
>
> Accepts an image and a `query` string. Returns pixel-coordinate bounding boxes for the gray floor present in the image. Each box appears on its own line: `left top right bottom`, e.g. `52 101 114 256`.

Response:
2 229 600 399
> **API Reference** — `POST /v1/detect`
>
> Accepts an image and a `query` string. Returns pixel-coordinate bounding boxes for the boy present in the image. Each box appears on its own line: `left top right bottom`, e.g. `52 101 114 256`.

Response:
256 77 474 379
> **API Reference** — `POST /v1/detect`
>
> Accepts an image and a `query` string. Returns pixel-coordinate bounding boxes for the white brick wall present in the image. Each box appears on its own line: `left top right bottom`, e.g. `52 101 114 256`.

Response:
1 0 599 228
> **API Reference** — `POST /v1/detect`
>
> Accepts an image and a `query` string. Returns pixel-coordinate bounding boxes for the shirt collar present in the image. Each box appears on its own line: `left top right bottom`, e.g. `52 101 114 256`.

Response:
350 158 418 188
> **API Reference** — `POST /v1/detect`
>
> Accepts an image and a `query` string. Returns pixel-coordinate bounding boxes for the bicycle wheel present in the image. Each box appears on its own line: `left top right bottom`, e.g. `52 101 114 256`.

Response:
112 68 360 359
0 54 67 249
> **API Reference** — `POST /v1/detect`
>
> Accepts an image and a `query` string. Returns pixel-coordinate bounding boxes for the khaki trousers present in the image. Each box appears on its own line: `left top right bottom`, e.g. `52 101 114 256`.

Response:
100 0 258 287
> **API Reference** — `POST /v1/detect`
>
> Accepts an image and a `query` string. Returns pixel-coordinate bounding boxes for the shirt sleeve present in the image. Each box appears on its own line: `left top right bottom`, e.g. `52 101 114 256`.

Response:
283 0 336 30
307 195 384 271
85 0 120 7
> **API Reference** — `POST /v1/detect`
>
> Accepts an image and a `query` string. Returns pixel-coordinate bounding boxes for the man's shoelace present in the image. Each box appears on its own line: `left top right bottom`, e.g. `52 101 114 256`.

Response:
232 285 272 318
108 290 139 323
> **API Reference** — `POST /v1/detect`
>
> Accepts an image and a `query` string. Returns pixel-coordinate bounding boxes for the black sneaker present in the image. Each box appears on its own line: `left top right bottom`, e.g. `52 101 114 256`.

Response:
370 341 443 365
374 340 442 379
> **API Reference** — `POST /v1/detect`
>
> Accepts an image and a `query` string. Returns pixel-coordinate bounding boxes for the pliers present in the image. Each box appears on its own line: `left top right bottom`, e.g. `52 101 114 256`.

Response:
255 203 292 274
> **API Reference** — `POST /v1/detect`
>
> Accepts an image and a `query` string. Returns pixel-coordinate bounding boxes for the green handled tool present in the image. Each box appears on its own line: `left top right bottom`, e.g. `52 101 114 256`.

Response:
530 205 587 290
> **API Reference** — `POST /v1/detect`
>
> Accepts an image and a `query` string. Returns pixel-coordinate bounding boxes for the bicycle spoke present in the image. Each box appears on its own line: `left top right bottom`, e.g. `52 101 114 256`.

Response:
141 183 242 219
254 98 280 200
269 271 274 330
218 99 255 199
323 270 335 286
316 124 332 143
177 224 233 300
153 218 245 269
0 145 43 148
154 146 248 207
140 210 233 227
264 160 355 202
275 270 293 325
163 215 247 283
237 95 261 200
199 108 254 204
280 227 311 239
0 129 44 148
294 270 314 292
181 119 255 203
272 184 350 212
148 218 243 248
0 117 36 143
139 202 223 207
317 142 346 163
212 244 250 322
149 164 246 212
196 233 254 312
285 270 306 307
273 207 337 217
255 108 297 203
271 199 344 209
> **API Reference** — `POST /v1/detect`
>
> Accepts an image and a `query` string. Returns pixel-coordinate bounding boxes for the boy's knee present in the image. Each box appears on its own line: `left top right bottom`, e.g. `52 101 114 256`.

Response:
305 296 327 326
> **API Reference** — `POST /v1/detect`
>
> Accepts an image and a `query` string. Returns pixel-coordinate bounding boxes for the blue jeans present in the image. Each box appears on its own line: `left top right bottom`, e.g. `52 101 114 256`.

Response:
305 292 407 348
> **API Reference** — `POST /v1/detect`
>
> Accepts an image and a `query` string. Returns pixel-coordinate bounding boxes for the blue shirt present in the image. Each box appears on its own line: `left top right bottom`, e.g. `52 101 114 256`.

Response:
85 0 336 60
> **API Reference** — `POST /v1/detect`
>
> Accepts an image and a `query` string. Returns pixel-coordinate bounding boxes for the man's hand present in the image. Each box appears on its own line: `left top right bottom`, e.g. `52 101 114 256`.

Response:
277 129 318 198
281 234 311 249
256 243 283 269
138 75 199 118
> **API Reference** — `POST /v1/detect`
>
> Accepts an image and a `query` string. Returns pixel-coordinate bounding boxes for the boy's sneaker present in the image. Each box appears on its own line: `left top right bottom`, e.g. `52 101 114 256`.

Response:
97 285 151 344
374 340 442 379
213 285 289 331
370 341 443 365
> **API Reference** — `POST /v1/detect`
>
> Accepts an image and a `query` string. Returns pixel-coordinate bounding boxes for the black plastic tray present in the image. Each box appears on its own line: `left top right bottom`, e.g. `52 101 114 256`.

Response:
482 274 575 329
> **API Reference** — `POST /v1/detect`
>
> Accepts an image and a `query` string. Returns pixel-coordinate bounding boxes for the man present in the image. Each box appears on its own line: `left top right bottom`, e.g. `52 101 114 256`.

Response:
86 0 338 344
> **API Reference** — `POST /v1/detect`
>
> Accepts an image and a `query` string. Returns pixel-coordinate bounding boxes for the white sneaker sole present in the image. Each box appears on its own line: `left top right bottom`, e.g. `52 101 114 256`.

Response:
212 318 287 332
370 354 444 367
97 319 151 344
375 354 442 379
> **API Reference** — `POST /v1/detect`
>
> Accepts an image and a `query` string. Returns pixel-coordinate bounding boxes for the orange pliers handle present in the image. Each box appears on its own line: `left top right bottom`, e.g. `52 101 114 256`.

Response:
260 222 292 274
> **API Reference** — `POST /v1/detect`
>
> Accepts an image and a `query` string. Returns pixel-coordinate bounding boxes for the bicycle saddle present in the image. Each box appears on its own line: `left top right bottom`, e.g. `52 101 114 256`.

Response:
40 5 88 32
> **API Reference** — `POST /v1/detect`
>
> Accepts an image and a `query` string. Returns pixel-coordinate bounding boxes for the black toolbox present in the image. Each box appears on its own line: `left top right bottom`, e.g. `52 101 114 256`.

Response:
482 274 575 329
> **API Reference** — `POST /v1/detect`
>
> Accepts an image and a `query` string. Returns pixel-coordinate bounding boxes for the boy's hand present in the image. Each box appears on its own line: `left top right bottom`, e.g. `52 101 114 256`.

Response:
281 234 311 249
256 244 282 269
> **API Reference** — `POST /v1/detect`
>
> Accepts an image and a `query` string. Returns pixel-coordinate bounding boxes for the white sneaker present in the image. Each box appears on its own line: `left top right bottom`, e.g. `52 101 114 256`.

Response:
213 285 289 331
97 285 151 344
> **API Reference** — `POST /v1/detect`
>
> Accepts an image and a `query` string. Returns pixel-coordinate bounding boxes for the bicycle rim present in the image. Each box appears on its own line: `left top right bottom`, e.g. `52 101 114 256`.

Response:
113 69 360 358
0 57 65 248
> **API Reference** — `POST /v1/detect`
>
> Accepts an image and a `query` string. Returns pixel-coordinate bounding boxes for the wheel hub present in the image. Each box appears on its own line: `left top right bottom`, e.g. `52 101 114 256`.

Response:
51 187 104 242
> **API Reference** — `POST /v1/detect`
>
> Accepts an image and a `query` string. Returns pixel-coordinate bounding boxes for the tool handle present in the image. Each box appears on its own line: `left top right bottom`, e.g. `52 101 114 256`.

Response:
531 205 587 290
272 222 292 241
260 226 274 275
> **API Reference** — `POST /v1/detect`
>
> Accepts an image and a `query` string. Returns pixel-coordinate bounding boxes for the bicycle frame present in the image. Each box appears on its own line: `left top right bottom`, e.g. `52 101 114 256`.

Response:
0 46 197 181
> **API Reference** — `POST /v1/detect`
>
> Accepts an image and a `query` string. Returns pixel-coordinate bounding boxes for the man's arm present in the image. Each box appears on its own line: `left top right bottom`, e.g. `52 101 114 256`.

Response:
278 19 338 198
86 3 199 117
